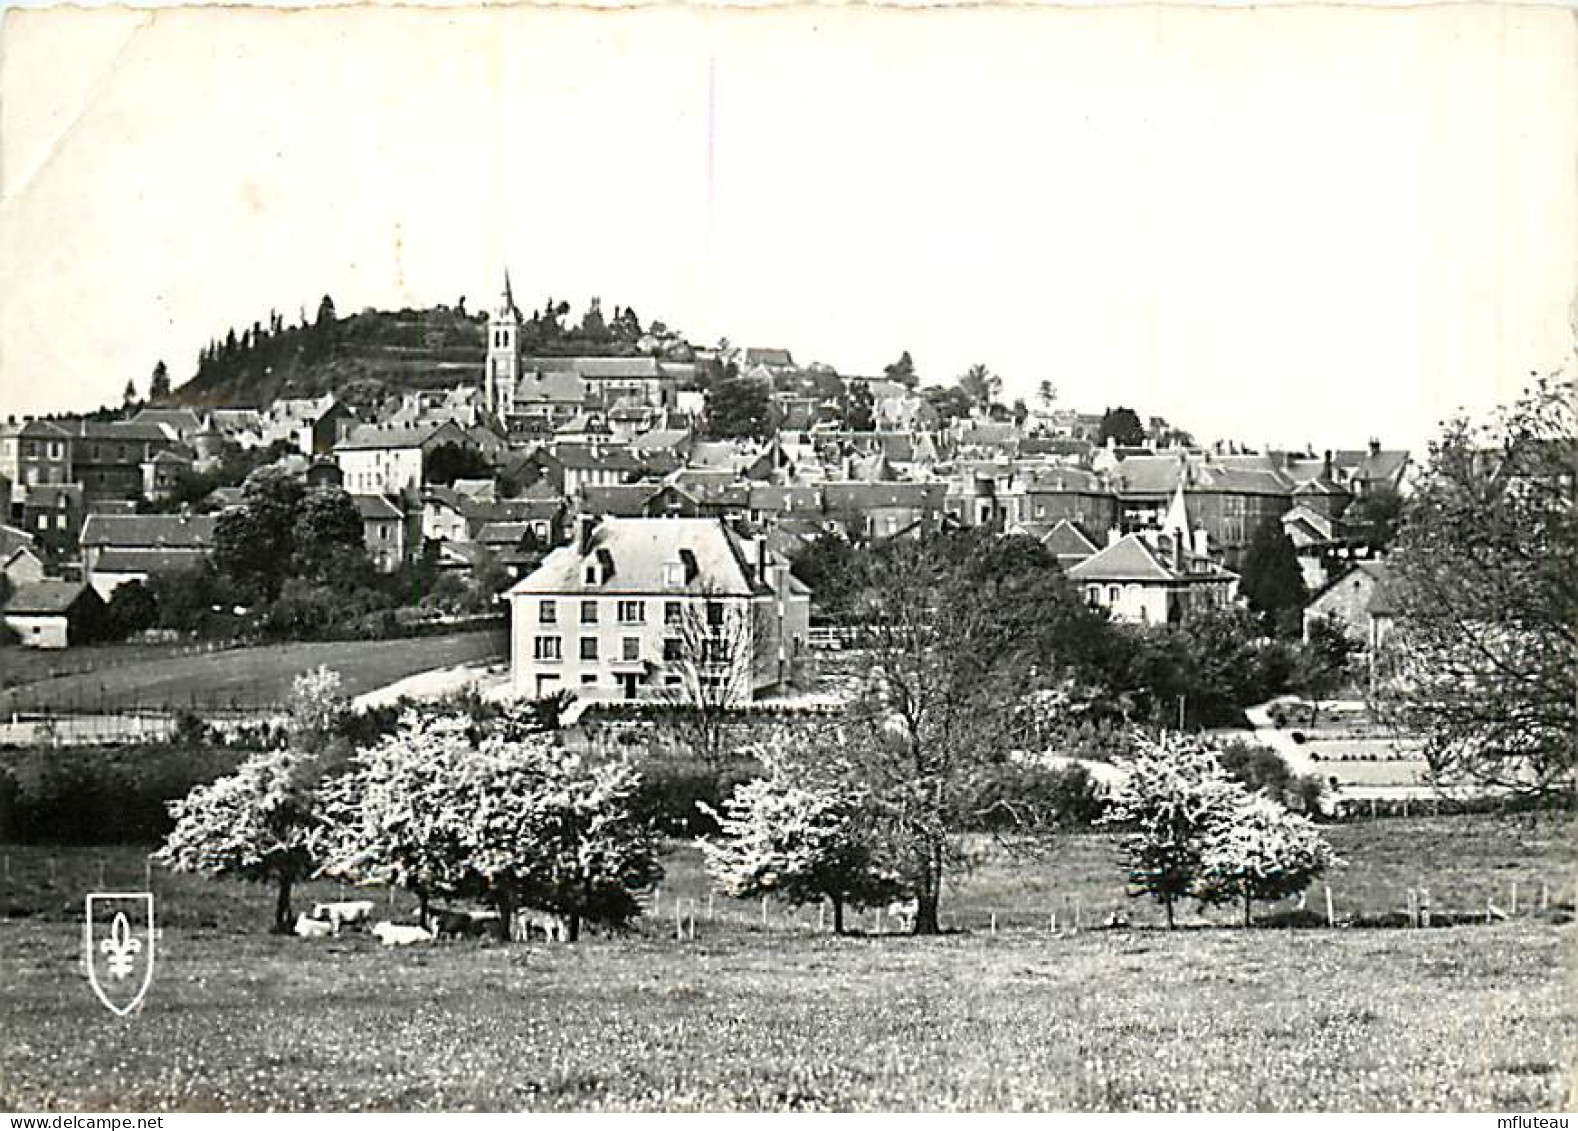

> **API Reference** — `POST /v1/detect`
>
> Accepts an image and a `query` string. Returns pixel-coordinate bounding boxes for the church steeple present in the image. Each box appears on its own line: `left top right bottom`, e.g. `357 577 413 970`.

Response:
486 267 522 419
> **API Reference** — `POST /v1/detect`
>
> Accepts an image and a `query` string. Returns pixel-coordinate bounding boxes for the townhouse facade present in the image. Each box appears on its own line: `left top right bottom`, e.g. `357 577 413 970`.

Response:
506 516 810 703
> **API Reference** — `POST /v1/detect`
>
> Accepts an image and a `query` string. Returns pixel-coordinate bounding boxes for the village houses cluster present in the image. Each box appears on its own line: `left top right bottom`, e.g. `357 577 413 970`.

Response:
2 274 1408 700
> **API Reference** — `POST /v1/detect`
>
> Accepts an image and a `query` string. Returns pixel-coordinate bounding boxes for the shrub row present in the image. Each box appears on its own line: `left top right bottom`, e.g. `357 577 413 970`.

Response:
0 744 246 845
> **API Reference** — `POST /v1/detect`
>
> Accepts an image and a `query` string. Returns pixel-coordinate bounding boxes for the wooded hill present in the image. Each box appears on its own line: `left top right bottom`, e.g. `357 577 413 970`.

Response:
171 295 684 410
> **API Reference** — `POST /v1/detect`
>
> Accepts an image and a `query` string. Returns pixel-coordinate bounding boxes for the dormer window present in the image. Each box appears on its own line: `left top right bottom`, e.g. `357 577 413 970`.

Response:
664 561 686 589
584 564 599 585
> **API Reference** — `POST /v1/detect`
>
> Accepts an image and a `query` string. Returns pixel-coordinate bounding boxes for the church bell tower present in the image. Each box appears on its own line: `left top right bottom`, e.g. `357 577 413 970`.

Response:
486 269 522 419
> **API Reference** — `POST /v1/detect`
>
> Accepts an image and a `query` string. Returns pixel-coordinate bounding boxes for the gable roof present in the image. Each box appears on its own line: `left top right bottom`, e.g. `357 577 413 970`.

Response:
4 580 95 615
0 524 36 558
1041 519 1099 565
1066 534 1179 583
580 483 661 517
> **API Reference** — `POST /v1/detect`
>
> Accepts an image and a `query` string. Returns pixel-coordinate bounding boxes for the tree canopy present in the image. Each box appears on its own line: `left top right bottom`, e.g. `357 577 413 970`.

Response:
1383 375 1576 798
1097 407 1147 447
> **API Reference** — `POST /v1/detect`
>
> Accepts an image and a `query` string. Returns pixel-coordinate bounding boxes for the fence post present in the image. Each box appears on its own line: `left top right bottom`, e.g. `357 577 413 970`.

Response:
1420 888 1431 928
1540 880 1549 912
818 902 825 932
1510 881 1518 917
761 895 768 927
1324 884 1335 928
990 912 997 936
1074 898 1082 933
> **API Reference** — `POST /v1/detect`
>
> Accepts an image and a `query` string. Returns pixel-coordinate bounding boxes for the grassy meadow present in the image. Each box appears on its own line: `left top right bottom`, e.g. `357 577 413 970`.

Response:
1 815 1574 1111
0 628 506 713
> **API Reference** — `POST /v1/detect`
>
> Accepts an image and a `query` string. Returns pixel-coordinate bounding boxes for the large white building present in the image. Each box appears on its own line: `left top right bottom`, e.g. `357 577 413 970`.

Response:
506 516 810 703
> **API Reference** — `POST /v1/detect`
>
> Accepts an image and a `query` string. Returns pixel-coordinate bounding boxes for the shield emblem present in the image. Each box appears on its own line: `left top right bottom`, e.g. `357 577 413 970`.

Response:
84 893 155 1017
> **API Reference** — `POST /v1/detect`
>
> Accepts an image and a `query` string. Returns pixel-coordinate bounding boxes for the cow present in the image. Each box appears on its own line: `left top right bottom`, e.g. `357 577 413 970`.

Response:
311 900 376 931
885 899 919 932
431 907 502 939
371 921 435 947
511 908 569 943
294 913 336 939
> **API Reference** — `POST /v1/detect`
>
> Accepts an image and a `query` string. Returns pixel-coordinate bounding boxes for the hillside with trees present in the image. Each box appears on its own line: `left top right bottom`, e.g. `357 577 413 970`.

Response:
169 294 685 410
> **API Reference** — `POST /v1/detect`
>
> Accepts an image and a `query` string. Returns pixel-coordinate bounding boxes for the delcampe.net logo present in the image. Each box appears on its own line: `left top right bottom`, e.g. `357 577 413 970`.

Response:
83 893 155 1017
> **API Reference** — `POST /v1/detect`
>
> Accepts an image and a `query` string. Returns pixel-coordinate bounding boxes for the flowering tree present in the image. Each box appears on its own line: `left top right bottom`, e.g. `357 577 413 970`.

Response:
701 763 903 934
1101 732 1247 929
1197 796 1339 926
318 713 477 929
155 750 326 932
322 709 659 941
462 738 661 941
286 665 348 755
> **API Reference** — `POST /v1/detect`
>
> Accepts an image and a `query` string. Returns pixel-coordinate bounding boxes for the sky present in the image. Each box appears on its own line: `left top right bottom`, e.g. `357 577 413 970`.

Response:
1 3 1574 452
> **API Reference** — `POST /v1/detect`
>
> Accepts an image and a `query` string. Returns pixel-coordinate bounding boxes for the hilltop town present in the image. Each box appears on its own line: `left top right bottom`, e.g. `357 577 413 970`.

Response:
2 273 1406 682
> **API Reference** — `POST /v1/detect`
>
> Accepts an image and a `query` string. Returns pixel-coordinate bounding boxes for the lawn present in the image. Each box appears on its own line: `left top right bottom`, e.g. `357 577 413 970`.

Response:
0 629 508 714
0 816 1573 1111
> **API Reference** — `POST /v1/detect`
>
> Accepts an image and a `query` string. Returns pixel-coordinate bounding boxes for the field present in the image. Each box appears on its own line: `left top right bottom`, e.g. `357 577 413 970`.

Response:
1 816 1574 1111
0 629 508 714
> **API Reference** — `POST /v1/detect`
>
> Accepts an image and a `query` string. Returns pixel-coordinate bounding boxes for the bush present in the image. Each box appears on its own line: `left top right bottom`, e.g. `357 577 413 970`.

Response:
973 762 1107 830
630 754 763 837
1217 739 1325 814
0 744 247 844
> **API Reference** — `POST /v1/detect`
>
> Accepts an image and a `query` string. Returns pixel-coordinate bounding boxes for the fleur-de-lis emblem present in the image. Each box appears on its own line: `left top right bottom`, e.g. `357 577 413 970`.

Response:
85 893 155 1016
99 912 143 979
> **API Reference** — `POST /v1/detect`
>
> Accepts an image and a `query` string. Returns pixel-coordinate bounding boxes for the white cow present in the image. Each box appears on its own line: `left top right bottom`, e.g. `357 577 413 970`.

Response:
312 900 376 931
885 899 919 932
512 908 569 943
294 913 336 939
372 921 435 947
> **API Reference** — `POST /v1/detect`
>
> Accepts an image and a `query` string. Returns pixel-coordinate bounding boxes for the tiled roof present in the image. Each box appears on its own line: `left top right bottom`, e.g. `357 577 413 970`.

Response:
90 548 209 575
552 443 650 473
0 418 71 439
0 524 37 557
743 347 795 369
80 513 218 549
823 481 946 511
350 493 404 520
1041 519 1099 563
335 422 464 451
580 484 660 516
130 408 203 433
4 580 93 615
1067 534 1179 583
508 517 771 598
524 357 663 380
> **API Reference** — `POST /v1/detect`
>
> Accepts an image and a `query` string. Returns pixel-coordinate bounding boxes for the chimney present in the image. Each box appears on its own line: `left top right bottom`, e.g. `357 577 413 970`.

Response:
1193 526 1209 558
1107 526 1121 548
1170 532 1183 572
1368 437 1381 457
1323 450 1333 478
577 513 598 557
757 536 770 588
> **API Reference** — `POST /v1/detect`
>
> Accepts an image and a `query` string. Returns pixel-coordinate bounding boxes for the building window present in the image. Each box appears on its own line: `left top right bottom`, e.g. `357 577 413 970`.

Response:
584 565 599 585
664 562 686 588
533 636 562 661
706 602 724 628
580 673 597 685
622 637 640 661
580 637 598 661
617 600 645 624
1107 586 1120 604
538 599 557 625
664 601 682 626
580 600 598 624
663 638 682 662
